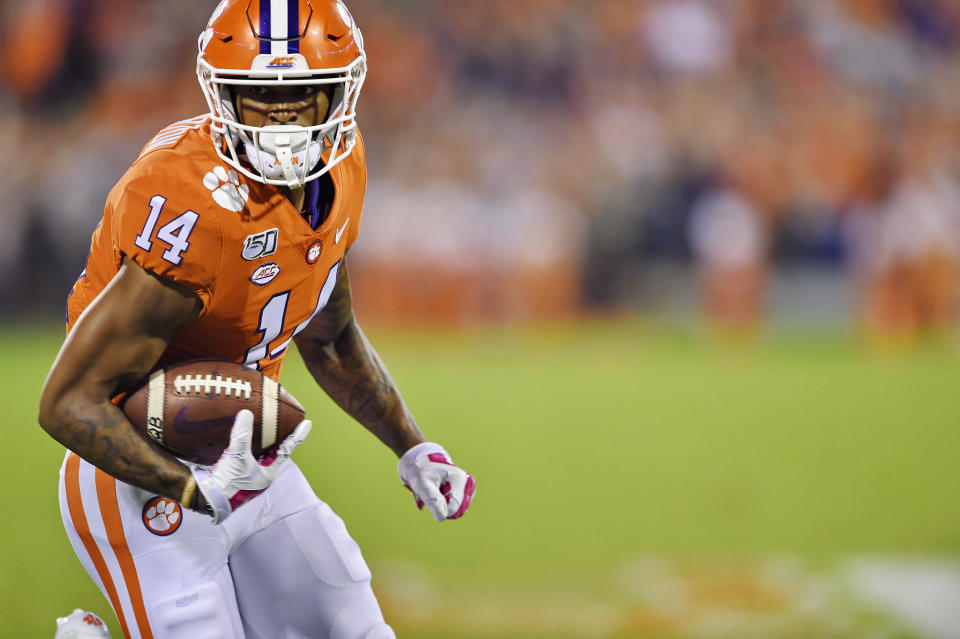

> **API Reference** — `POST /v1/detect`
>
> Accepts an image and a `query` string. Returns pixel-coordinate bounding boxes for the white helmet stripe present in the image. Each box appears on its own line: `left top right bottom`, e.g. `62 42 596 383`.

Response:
259 0 299 55
270 0 288 55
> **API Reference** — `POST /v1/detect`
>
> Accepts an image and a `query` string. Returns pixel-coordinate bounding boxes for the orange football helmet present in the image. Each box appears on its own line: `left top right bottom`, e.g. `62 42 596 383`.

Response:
196 0 366 187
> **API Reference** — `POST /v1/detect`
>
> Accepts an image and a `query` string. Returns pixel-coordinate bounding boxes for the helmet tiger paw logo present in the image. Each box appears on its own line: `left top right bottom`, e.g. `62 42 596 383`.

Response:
142 496 183 536
203 165 250 212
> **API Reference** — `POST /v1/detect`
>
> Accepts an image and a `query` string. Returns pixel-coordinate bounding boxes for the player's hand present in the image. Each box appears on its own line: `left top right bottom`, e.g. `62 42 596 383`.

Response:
398 442 476 522
193 409 311 523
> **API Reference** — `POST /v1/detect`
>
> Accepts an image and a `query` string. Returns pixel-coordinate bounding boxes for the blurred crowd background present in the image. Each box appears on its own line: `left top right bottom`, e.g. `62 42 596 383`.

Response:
2 0 960 340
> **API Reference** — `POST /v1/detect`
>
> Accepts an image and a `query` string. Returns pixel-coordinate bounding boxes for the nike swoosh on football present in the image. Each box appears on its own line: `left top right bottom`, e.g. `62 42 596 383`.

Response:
172 408 237 434
335 218 350 244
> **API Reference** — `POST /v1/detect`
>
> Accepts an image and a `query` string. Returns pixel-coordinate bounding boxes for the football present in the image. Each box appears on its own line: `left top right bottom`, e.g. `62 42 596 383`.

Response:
121 360 305 465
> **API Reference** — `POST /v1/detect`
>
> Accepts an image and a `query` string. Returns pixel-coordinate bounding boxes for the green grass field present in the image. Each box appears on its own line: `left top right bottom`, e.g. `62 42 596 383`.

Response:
3 319 959 638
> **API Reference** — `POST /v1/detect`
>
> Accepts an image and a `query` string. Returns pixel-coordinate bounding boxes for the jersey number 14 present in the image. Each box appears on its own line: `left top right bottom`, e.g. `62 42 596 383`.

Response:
134 195 197 265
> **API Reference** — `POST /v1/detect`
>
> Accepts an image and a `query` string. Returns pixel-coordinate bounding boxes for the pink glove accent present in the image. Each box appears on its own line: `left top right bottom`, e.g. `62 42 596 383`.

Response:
228 489 263 509
449 475 476 519
427 453 453 464
227 450 282 509
426 452 475 518
398 443 476 521
195 412 311 523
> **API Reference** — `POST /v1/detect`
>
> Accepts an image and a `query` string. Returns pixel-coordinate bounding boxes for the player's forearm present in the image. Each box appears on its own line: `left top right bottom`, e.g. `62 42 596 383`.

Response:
297 319 425 457
38 257 202 499
39 395 191 499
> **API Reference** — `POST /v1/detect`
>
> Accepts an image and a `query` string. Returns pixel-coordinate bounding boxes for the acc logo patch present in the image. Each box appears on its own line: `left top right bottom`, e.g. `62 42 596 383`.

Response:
250 261 280 285
142 497 182 536
266 56 296 68
305 240 322 264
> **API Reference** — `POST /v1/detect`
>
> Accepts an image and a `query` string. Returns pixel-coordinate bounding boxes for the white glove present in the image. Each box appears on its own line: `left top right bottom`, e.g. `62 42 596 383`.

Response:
193 409 311 523
398 442 476 522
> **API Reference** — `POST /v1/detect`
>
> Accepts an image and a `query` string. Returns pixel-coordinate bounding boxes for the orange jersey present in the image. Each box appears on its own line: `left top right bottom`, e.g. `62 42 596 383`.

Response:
68 115 366 380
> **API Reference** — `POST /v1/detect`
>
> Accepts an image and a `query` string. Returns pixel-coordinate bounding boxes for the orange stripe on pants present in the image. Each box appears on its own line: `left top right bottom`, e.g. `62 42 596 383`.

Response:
64 453 132 639
95 469 155 639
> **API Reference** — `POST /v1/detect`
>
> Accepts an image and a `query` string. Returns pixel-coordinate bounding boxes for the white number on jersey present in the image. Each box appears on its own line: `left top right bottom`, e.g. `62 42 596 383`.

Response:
244 291 290 367
134 195 166 251
243 261 341 369
134 196 200 265
156 211 199 265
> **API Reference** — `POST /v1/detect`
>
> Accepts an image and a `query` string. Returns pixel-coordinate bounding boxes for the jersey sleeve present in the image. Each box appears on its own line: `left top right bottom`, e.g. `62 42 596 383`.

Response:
106 153 223 311
342 131 367 251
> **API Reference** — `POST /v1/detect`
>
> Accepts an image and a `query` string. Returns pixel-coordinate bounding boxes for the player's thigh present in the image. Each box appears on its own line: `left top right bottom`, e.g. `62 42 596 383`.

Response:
59 453 245 639
230 500 394 639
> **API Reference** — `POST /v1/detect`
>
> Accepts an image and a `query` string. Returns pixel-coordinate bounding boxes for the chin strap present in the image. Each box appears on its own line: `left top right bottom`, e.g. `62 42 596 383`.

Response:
241 129 326 188
271 134 301 187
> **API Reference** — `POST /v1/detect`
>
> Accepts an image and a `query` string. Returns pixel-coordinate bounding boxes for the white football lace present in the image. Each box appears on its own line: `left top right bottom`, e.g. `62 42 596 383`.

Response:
173 374 252 399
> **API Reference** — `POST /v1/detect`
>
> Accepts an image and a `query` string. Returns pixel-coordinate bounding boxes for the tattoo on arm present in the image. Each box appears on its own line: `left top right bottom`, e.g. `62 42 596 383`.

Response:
38 257 199 502
349 377 391 424
53 401 188 496
295 260 424 457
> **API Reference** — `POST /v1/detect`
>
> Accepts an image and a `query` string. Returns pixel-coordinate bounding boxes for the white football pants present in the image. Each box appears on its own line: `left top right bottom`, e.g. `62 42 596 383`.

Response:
59 452 396 639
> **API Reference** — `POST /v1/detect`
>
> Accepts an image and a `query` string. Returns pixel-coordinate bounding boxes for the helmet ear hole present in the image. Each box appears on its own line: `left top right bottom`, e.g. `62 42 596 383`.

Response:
217 86 241 129
224 86 238 121
224 84 243 124
320 83 336 122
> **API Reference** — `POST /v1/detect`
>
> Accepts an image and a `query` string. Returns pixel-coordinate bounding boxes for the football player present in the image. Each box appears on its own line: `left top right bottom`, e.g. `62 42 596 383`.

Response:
37 2 475 638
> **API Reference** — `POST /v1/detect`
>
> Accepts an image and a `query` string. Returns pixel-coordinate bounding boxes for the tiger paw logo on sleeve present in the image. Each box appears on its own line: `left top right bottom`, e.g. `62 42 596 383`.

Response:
203 166 250 212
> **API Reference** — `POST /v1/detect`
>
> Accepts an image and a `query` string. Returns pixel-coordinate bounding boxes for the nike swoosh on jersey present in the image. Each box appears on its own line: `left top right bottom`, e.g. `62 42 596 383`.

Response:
335 218 350 244
172 408 237 434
